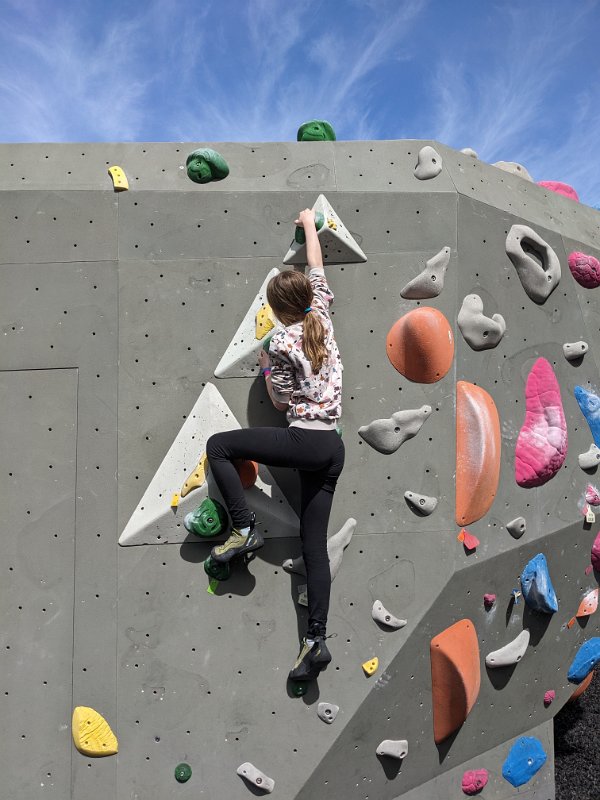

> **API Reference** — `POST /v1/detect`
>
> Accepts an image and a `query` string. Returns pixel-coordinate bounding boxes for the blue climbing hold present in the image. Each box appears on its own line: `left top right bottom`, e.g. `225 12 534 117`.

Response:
574 386 600 447
520 553 558 614
567 638 600 684
502 736 547 787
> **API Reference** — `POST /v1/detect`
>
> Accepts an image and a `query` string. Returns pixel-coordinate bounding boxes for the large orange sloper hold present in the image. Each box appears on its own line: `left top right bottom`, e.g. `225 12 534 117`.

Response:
386 307 454 383
456 381 501 526
430 619 481 744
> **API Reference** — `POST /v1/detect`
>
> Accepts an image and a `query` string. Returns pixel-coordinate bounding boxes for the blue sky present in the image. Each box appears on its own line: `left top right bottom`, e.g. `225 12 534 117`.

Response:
1 0 600 203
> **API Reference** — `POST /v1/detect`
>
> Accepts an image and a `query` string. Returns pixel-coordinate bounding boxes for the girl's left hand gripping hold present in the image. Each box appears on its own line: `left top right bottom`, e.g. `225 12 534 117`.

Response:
258 350 270 372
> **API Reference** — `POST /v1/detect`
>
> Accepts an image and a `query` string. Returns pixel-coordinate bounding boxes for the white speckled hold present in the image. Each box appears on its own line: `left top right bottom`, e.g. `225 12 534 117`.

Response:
372 600 407 630
317 702 339 724
297 584 308 607
485 629 530 668
414 145 442 180
358 405 432 454
460 147 478 158
563 341 588 362
457 294 506 350
404 491 437 515
506 517 526 539
376 739 409 760
505 225 561 304
283 517 356 580
236 762 274 793
579 443 600 470
400 246 451 299
492 161 533 181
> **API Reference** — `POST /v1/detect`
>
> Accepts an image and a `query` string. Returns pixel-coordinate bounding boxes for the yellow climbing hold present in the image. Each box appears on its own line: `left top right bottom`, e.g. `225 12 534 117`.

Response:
170 492 179 508
327 217 337 230
362 657 379 676
107 165 129 192
72 706 118 757
255 304 275 340
181 453 208 498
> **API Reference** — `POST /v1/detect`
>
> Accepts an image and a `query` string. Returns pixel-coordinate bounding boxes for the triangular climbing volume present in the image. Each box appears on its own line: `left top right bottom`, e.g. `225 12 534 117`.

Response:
214 268 279 379
283 194 367 266
119 383 299 545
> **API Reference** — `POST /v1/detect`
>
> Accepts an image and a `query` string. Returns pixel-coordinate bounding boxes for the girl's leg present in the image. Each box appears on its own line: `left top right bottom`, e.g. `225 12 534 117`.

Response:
206 427 333 529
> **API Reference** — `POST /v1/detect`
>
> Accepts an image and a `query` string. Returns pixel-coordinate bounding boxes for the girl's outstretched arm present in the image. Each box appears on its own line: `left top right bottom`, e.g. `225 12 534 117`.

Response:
296 208 323 268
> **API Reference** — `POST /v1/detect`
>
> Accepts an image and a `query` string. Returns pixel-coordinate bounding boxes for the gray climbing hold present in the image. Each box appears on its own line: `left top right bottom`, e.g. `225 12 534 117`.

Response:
376 739 409 759
457 294 506 351
460 147 478 158
297 584 308 607
372 600 407 630
563 341 588 362
317 702 339 724
400 247 451 299
506 517 526 539
485 629 530 668
579 443 600 470
358 405 432 454
492 161 533 181
404 491 437 515
283 518 356 580
505 225 561 304
414 146 442 180
236 762 275 793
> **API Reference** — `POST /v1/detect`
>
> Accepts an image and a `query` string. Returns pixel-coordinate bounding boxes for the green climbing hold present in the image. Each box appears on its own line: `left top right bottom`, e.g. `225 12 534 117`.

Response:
204 555 231 582
174 762 192 783
295 211 325 245
186 148 230 184
262 332 274 353
297 120 336 142
184 498 228 538
290 680 308 697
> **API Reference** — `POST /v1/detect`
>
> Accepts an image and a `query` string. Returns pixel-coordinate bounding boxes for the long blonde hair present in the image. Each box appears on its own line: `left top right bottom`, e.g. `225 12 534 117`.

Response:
267 270 328 372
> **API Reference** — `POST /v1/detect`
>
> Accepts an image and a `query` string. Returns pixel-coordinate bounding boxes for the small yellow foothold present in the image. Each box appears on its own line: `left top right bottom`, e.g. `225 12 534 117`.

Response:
327 217 337 230
362 657 379 676
255 304 275 340
107 165 129 192
72 706 118 757
171 493 179 508
181 453 208 498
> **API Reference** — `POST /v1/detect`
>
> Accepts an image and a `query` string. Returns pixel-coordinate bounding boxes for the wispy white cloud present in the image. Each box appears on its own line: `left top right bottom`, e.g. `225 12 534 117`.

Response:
428 1 600 203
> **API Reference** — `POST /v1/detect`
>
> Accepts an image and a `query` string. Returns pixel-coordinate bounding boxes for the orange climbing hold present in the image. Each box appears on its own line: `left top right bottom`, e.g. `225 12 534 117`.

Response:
430 619 481 744
234 459 259 489
577 588 598 618
386 307 454 383
457 528 480 551
569 670 594 702
456 381 501 526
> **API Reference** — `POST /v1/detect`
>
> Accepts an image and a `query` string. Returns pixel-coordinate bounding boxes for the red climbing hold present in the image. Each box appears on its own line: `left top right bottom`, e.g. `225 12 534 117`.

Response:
538 180 579 202
457 528 480 552
515 358 567 488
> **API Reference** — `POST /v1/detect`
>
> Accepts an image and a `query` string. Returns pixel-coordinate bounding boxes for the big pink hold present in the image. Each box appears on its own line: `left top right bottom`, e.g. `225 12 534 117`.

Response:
538 180 579 201
592 531 600 572
461 769 489 795
568 252 600 289
515 358 567 488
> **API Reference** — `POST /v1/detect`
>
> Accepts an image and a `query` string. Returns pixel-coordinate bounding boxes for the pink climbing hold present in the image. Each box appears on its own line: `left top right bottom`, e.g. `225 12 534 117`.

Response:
592 531 600 572
544 690 556 707
538 180 579 202
586 485 600 506
462 769 489 795
458 528 480 552
515 358 567 488
568 252 600 289
483 593 496 609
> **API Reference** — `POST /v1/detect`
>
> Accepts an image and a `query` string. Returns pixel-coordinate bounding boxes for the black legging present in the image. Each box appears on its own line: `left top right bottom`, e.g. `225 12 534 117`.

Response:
205 427 345 636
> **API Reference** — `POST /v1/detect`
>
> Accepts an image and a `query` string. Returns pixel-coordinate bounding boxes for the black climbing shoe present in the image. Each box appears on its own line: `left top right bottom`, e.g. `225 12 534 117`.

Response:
210 513 263 563
288 635 332 681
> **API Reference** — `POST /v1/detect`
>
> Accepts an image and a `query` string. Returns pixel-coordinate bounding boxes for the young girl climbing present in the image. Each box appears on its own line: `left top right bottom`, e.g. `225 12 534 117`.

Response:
205 208 345 681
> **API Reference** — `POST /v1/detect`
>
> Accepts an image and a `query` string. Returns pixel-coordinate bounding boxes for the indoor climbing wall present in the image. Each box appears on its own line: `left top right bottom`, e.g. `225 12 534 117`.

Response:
1 139 599 800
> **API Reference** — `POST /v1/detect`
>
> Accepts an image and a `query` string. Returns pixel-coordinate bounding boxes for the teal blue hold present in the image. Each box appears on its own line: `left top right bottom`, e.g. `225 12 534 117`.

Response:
520 553 558 614
502 737 547 787
568 638 600 684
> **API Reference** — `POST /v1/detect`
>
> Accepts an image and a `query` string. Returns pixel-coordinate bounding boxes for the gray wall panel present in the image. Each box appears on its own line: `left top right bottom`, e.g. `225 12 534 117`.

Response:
1 369 77 798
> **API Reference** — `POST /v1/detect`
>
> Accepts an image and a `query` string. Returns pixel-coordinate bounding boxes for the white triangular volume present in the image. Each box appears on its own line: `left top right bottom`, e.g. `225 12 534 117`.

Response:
119 383 299 545
283 194 367 266
214 268 280 379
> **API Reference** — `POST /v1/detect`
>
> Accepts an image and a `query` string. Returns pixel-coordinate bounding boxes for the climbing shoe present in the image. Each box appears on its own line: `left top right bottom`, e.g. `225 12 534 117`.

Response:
210 513 263 563
288 635 332 681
